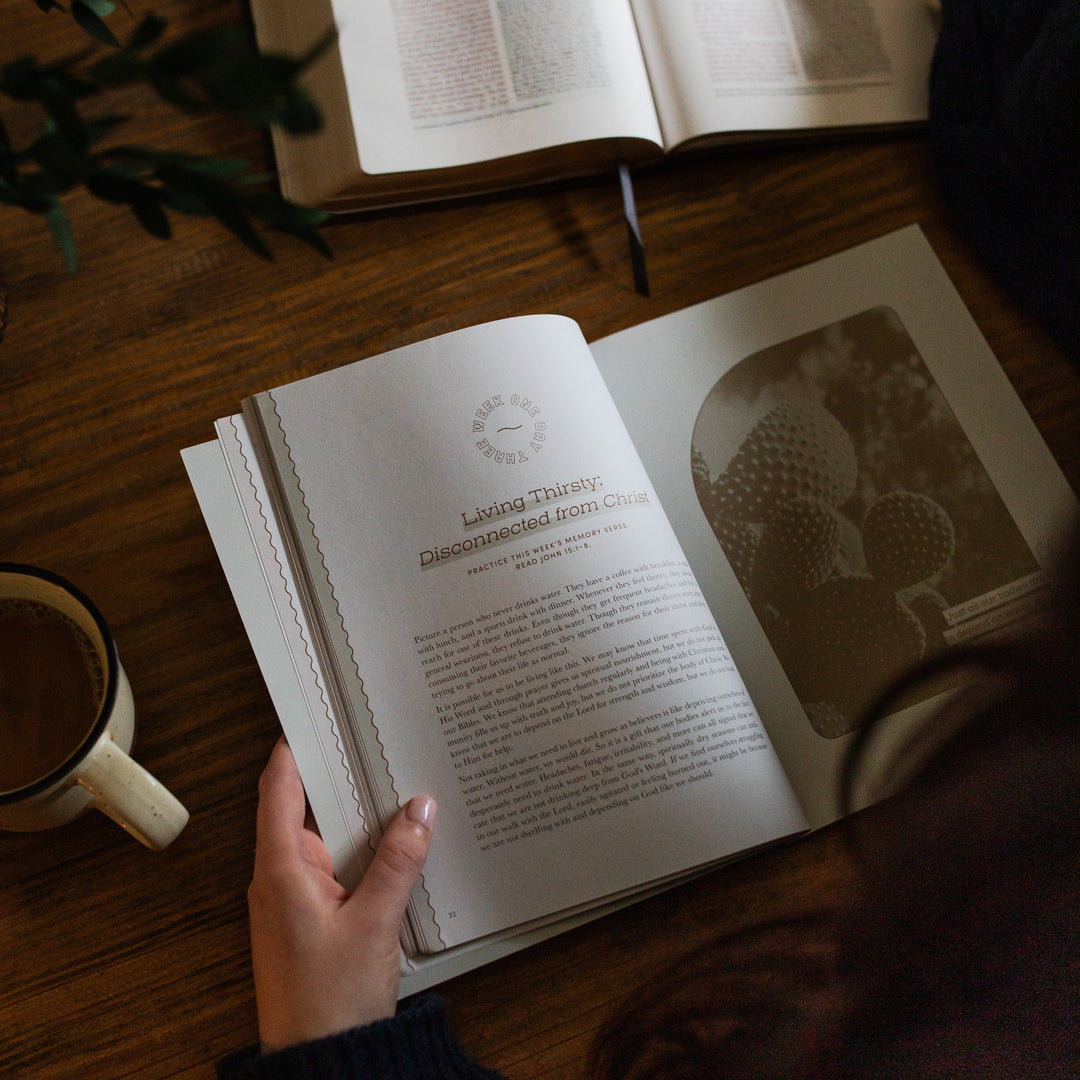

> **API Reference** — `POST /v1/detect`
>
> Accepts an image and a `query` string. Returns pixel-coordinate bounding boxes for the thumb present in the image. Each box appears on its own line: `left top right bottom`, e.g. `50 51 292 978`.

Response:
350 795 436 932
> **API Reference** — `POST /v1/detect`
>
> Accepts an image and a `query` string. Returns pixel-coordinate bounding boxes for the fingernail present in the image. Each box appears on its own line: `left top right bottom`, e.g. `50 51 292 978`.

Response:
406 795 436 829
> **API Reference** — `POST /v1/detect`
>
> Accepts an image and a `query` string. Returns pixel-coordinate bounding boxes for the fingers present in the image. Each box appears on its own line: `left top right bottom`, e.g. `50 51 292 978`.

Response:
254 737 307 866
349 795 436 930
255 735 436 936
247 739 439 1045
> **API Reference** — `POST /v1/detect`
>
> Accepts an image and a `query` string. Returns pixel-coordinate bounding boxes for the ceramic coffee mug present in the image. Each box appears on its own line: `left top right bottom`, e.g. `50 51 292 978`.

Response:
0 563 189 849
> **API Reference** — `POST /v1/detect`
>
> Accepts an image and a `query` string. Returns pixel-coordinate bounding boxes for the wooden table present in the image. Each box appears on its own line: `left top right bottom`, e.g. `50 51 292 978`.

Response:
2 3 1078 1077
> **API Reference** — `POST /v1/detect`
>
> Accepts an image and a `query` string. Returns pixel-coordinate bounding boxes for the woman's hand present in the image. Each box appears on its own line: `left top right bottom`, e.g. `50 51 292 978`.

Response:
247 737 436 1052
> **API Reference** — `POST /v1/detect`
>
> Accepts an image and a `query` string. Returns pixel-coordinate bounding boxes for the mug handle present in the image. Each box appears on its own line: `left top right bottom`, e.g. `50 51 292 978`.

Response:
76 737 190 850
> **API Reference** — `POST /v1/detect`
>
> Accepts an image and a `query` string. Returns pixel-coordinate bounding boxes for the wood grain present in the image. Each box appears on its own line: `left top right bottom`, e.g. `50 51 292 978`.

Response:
1 3 1077 1078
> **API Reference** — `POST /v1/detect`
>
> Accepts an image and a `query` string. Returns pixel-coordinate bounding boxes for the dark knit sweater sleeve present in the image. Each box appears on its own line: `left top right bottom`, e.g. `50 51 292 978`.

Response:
928 0 1080 358
216 995 506 1080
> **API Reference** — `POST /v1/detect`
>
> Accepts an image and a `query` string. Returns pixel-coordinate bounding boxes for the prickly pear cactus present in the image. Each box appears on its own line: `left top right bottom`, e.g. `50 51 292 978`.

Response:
691 447 711 494
751 495 842 609
692 396 966 739
782 574 926 736
711 401 858 524
902 582 951 653
863 491 955 588
709 517 759 595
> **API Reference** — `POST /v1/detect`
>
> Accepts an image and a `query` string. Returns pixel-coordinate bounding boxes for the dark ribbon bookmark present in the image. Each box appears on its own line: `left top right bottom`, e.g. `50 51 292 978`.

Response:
618 162 650 297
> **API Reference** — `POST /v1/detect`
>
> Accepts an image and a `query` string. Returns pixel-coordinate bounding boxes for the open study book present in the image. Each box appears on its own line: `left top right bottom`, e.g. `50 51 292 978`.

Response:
253 0 939 209
183 228 1077 993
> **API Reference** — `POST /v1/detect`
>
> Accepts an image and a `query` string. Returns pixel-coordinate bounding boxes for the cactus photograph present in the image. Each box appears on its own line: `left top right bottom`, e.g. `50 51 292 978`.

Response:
691 306 1040 738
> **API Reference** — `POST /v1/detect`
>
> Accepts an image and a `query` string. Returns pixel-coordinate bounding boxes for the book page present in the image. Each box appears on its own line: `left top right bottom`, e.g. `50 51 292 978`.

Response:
590 227 1078 827
182 436 374 886
184 439 727 997
244 315 806 952
630 0 938 149
336 0 661 173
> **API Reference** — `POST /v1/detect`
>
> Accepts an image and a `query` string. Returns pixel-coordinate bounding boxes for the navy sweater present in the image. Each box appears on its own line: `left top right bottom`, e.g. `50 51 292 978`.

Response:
218 996 501 1080
928 0 1079 357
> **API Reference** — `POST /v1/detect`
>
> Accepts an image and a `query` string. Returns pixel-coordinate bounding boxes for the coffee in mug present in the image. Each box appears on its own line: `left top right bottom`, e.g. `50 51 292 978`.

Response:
0 595 106 790
0 564 189 849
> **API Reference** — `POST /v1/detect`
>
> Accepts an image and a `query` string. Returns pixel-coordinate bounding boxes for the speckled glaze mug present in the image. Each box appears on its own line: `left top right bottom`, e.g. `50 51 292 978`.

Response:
0 564 188 850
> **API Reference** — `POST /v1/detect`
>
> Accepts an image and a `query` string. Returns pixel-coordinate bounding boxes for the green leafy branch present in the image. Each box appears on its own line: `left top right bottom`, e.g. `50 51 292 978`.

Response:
1 0 334 270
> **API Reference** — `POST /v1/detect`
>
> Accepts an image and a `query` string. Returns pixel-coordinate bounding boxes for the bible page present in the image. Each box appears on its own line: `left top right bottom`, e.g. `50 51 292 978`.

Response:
630 0 938 149
336 0 662 174
245 314 806 952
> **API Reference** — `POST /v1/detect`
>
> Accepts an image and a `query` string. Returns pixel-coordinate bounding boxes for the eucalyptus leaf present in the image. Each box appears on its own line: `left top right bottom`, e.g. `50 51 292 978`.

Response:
81 114 129 146
130 194 171 239
146 68 206 112
86 170 156 205
154 26 247 77
71 0 119 46
29 126 90 185
122 148 252 178
45 199 77 273
5 0 334 269
128 15 167 51
91 50 144 85
244 191 332 257
276 93 321 135
244 191 331 229
2 57 98 103
159 188 209 216
208 196 273 260
298 28 338 68
268 220 332 259
0 182 55 211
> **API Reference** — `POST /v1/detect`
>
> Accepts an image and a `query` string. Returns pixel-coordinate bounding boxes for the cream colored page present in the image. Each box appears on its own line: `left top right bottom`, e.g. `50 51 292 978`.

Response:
261 315 805 950
183 435 375 891
630 0 938 148
334 0 661 173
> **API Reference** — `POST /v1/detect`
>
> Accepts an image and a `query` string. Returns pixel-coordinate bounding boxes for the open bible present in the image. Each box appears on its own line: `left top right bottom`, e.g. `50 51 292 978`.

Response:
252 0 940 209
183 228 1077 992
